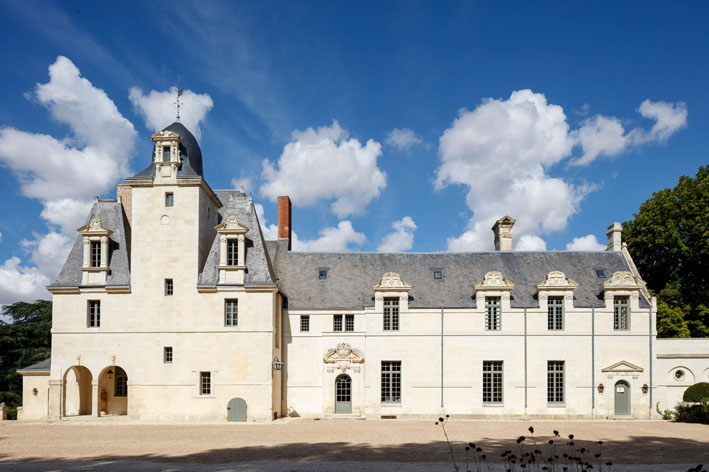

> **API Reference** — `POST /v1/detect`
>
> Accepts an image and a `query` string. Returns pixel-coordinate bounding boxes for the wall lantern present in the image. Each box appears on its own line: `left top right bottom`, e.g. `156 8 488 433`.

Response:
597 383 604 394
32 388 38 396
272 358 284 371
106 369 114 379
642 384 649 394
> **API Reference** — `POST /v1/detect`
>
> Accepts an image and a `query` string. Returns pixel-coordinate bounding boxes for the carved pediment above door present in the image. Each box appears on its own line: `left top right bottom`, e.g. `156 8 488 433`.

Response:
324 342 364 373
601 360 643 373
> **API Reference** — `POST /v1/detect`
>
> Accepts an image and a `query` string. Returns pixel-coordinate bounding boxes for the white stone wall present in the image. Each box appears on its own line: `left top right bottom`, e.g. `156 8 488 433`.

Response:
18 374 49 421
656 338 709 411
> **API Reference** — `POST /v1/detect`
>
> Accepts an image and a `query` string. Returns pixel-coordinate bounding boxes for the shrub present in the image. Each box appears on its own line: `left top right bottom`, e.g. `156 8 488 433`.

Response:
674 402 709 424
6 407 17 420
683 382 709 403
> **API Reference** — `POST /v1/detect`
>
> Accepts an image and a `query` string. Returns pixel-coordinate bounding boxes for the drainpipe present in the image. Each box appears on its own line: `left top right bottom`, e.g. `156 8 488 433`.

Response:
524 306 527 420
591 306 595 419
441 307 444 408
649 304 653 419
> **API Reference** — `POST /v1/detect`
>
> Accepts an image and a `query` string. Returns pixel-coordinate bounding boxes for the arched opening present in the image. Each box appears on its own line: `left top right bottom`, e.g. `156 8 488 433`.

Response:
63 366 93 416
614 380 630 416
227 397 247 422
98 366 128 416
335 374 352 414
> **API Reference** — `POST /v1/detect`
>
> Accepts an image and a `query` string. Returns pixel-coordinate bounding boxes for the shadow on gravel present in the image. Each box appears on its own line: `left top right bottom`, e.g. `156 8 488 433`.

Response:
7 436 709 465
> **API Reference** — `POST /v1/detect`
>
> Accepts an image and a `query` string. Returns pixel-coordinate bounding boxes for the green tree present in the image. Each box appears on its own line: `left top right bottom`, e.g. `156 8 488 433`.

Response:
0 300 52 408
623 166 709 337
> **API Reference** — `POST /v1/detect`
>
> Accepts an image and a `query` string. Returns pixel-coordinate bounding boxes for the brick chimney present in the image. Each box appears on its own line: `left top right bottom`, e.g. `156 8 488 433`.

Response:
278 196 292 250
606 222 622 251
492 216 515 251
116 184 132 226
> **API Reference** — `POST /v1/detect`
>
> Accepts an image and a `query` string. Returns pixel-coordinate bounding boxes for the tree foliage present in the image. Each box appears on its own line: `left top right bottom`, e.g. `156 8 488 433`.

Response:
0 300 52 408
623 165 709 337
683 382 709 403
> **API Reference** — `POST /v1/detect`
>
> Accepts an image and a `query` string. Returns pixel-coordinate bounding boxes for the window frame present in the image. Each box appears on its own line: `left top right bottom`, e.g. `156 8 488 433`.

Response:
345 314 355 332
485 296 501 331
383 297 400 331
87 300 100 328
164 278 173 296
433 271 443 280
162 145 171 162
300 315 310 332
482 361 503 404
90 241 101 268
613 296 630 331
226 239 238 266
114 369 127 397
164 346 173 364
319 270 327 280
333 314 343 332
381 360 402 404
547 360 565 405
165 192 174 207
224 299 238 327
547 296 564 331
199 371 211 396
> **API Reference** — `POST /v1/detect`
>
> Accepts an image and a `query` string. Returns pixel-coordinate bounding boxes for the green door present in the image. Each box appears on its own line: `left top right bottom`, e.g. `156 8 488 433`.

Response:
227 397 247 422
335 375 352 414
614 381 629 416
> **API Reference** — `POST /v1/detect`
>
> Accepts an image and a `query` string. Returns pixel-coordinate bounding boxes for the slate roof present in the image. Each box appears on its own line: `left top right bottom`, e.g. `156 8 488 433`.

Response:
199 190 276 286
128 122 204 180
50 201 130 288
267 245 650 310
17 357 50 373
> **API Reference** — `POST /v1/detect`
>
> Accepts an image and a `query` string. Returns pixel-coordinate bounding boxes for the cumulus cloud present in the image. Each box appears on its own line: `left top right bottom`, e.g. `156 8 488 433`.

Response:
377 216 417 252
0 56 136 304
260 121 386 218
128 86 213 139
231 176 254 193
255 203 365 252
385 128 423 151
0 257 51 305
566 234 606 251
515 234 547 251
436 90 686 251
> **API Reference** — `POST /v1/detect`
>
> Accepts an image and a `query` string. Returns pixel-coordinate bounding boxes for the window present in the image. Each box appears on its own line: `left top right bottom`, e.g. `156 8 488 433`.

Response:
547 296 564 330
225 299 238 326
162 146 170 162
87 301 100 327
547 361 565 404
674 369 685 381
114 368 127 397
207 207 210 221
333 314 343 332
164 347 173 363
200 371 211 395
381 361 401 404
300 315 310 332
319 270 327 280
614 296 629 330
90 241 101 267
595 270 606 279
383 297 399 331
165 192 174 207
485 297 501 331
483 361 503 404
165 278 173 296
226 239 238 266
433 271 443 280
345 314 354 332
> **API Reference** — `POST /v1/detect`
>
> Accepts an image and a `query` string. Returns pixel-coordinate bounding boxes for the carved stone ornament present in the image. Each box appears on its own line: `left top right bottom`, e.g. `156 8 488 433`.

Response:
601 360 643 373
324 342 364 373
473 271 515 291
214 215 249 234
372 272 412 291
602 271 643 290
536 271 579 290
77 218 112 236
150 130 182 143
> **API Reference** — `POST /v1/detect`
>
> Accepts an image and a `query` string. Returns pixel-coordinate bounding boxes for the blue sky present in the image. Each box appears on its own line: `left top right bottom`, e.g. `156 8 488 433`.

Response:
0 1 707 304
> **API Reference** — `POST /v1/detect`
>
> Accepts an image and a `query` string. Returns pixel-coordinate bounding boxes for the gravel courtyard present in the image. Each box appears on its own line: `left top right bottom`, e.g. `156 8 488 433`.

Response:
1 418 707 470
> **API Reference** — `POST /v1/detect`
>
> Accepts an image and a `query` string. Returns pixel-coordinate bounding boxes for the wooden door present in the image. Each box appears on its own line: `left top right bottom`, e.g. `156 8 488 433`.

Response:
227 397 247 422
335 375 352 414
614 382 629 416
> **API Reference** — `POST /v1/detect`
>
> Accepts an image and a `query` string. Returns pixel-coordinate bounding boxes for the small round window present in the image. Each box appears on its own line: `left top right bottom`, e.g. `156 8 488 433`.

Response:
674 369 685 380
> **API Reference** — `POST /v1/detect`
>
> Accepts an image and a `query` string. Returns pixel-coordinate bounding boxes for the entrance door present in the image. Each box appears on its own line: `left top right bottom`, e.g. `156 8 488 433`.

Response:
335 375 352 414
614 381 630 416
227 397 247 422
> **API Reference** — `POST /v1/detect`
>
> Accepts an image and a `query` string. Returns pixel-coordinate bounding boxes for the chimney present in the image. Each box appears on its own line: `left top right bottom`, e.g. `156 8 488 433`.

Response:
492 216 515 251
278 196 292 250
606 222 622 251
116 184 132 226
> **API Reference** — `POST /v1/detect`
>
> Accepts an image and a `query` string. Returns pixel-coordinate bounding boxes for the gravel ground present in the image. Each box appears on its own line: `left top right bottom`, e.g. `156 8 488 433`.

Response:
0 418 707 468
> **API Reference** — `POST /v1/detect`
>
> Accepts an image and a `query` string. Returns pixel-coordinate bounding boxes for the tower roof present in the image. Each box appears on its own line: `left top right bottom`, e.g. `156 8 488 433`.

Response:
128 122 204 180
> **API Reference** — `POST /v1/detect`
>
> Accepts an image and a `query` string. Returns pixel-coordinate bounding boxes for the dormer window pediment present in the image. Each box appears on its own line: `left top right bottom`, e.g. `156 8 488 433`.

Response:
77 218 111 285
473 271 515 291
216 215 249 284
535 271 578 291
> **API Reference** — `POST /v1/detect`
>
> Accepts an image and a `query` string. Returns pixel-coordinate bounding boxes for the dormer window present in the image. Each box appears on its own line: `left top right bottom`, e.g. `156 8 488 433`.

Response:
90 241 101 267
151 130 182 181
319 270 327 280
215 215 249 284
433 271 442 280
227 240 238 266
77 218 112 286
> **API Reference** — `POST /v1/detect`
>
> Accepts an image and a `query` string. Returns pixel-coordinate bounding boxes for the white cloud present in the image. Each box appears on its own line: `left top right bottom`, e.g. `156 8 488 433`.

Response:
128 86 214 139
0 56 136 304
260 121 386 218
436 90 686 251
231 176 254 194
0 232 2 244
377 216 417 252
385 128 423 151
255 203 365 252
515 234 547 251
0 257 51 305
566 234 606 251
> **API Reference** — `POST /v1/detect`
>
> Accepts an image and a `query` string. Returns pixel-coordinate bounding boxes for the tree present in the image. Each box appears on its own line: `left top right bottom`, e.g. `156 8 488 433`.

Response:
623 165 709 337
0 300 52 408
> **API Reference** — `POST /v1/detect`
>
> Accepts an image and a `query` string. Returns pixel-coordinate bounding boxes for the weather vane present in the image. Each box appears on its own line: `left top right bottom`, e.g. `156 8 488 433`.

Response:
174 89 183 121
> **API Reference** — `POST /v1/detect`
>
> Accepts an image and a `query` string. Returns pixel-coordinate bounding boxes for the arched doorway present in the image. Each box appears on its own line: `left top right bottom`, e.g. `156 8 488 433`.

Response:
335 374 352 414
98 366 128 416
63 366 93 416
227 397 247 422
614 380 630 416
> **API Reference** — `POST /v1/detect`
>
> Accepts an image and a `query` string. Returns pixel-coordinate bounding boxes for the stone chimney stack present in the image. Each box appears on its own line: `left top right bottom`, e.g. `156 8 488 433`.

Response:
278 196 292 251
116 184 132 226
606 222 622 252
492 216 515 251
